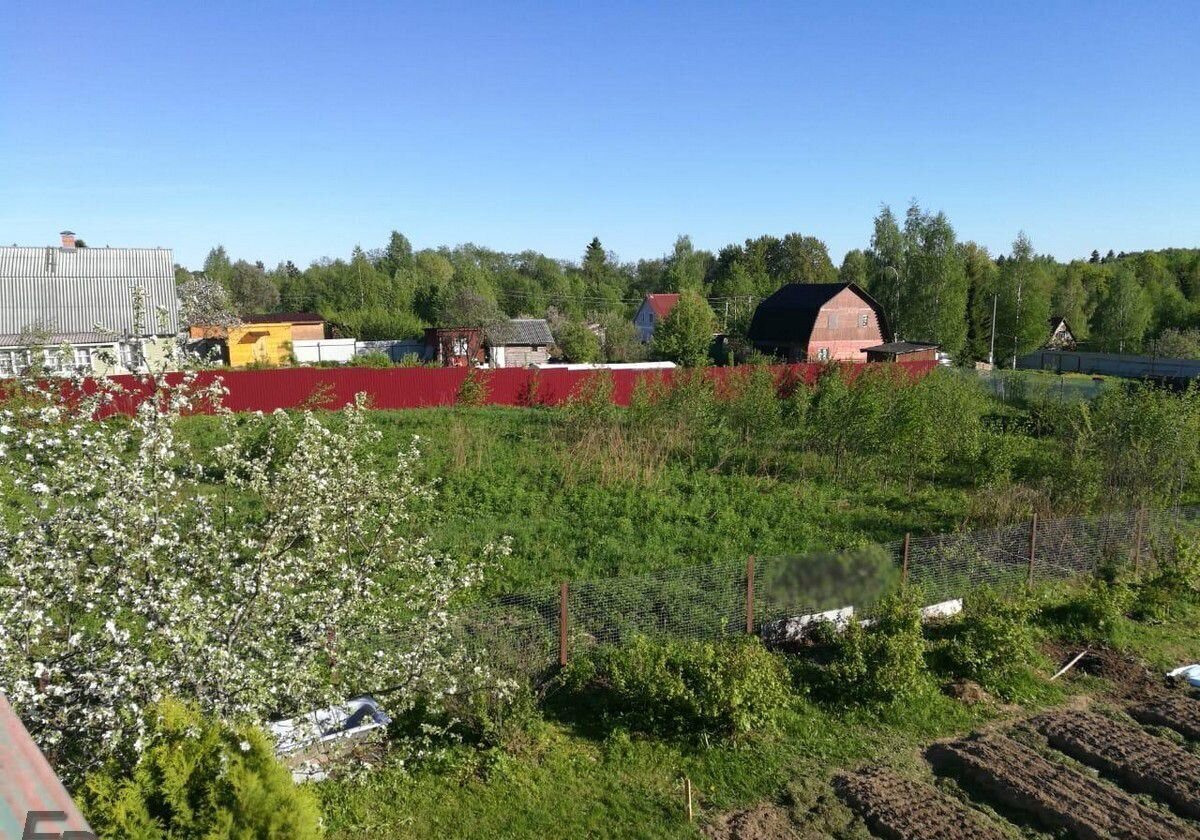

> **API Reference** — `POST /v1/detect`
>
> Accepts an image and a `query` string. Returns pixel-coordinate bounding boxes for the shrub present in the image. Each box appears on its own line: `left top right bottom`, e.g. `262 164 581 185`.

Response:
812 588 927 704
559 635 790 736
945 588 1037 692
347 350 394 368
1046 576 1133 643
81 699 322 839
1133 531 1200 622
456 369 489 406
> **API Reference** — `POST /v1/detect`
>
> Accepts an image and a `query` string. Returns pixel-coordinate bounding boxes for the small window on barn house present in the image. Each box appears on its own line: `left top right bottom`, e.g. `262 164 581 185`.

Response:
816 347 830 361
827 313 838 329
453 337 469 356
860 313 869 328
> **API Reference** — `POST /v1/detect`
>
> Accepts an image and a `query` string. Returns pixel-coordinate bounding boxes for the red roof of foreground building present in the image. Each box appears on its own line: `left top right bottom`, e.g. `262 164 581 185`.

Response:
644 294 680 318
0 693 92 838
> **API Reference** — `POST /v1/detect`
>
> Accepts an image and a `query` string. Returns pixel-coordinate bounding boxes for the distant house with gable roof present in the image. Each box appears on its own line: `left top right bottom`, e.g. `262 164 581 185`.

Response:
633 293 680 342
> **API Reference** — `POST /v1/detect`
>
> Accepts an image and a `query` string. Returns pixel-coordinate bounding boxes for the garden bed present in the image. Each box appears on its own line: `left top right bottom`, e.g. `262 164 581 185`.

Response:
833 767 1007 840
927 734 1196 839
1036 709 1200 819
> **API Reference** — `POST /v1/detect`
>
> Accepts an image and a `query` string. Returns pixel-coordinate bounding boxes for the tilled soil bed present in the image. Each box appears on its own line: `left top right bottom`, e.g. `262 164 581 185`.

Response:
1036 710 1200 820
927 733 1198 840
1131 695 1200 740
833 767 1008 840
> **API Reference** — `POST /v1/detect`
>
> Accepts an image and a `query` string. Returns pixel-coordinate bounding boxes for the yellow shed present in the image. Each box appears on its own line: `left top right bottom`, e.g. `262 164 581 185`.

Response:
227 322 294 368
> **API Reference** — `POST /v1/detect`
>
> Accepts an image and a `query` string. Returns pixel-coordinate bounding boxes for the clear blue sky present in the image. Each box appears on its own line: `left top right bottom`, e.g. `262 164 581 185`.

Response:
2 1 1197 269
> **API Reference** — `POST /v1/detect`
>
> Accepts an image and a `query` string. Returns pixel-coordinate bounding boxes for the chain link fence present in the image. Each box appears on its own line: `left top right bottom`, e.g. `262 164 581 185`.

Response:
457 505 1200 679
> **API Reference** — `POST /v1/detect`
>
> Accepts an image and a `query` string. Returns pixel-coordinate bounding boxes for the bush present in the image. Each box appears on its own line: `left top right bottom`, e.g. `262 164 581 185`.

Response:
809 588 927 704
456 370 489 407
559 635 790 736
1045 576 1134 643
81 699 322 839
945 588 1037 693
347 350 394 368
1133 531 1200 622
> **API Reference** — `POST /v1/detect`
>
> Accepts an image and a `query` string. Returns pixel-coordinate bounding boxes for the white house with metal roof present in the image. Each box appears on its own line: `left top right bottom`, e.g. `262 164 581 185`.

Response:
0 231 181 376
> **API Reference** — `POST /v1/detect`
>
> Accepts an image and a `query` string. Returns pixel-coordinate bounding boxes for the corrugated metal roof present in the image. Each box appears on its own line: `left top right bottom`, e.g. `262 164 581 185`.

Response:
0 246 179 338
487 318 553 346
0 694 93 838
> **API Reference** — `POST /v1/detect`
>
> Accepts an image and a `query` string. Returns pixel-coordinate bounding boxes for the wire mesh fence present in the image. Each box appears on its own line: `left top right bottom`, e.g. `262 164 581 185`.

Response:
458 505 1200 679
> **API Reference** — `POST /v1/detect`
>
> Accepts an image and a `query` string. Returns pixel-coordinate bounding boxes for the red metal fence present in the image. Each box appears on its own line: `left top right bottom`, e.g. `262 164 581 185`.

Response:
92 360 937 415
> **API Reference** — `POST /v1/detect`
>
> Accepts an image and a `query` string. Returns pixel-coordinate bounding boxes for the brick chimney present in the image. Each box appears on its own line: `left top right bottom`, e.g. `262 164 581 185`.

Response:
60 230 76 249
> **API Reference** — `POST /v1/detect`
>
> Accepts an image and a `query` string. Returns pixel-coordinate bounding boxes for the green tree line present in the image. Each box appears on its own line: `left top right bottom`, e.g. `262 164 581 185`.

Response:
180 212 1200 364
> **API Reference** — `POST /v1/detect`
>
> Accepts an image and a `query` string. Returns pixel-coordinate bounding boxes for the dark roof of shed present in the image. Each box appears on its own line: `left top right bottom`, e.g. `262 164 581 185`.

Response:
748 282 891 344
863 341 939 355
241 312 324 325
486 318 554 346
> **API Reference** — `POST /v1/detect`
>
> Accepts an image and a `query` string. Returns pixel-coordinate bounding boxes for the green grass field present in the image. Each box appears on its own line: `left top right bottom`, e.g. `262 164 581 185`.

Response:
182 405 976 593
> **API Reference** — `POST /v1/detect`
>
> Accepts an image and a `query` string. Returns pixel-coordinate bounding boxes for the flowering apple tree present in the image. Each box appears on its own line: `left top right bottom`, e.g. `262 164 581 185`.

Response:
0 371 507 781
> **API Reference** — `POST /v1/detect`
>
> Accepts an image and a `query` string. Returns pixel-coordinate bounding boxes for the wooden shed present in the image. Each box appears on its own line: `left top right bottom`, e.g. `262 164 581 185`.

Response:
863 341 939 362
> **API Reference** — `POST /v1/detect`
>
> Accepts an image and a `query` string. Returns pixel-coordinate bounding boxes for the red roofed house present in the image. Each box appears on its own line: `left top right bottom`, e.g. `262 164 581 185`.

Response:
633 293 680 342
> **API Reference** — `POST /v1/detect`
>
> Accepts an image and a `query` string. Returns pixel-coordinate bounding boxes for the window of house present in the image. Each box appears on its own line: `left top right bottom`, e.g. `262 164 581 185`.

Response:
74 347 94 370
43 349 64 372
453 337 469 357
2 350 32 375
860 313 869 328
827 313 839 329
816 347 831 361
120 341 140 371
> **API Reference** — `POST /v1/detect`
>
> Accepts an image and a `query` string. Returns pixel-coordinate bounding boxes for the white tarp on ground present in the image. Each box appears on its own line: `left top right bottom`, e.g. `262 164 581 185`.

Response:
293 338 357 364
268 695 391 755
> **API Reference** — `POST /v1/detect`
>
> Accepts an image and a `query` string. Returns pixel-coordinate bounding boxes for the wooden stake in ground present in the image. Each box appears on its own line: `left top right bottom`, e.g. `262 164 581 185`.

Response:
684 777 693 822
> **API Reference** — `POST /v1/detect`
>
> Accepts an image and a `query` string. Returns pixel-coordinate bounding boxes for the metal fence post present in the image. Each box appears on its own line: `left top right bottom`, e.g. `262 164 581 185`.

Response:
901 533 911 586
1027 513 1038 589
1133 507 1145 577
745 555 756 635
559 581 569 667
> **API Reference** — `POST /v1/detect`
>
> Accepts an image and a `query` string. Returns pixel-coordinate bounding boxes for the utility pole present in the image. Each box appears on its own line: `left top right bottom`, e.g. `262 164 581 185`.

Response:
988 293 998 367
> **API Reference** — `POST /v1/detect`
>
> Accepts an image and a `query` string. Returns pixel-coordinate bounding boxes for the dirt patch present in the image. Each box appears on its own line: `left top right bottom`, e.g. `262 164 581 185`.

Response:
1053 645 1169 701
833 767 1008 840
702 803 800 840
944 680 989 705
1131 695 1200 740
1036 710 1200 820
927 733 1198 839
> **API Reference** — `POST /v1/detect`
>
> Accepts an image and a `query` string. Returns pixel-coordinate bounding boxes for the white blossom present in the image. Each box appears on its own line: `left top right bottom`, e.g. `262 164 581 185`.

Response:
0 367 505 782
